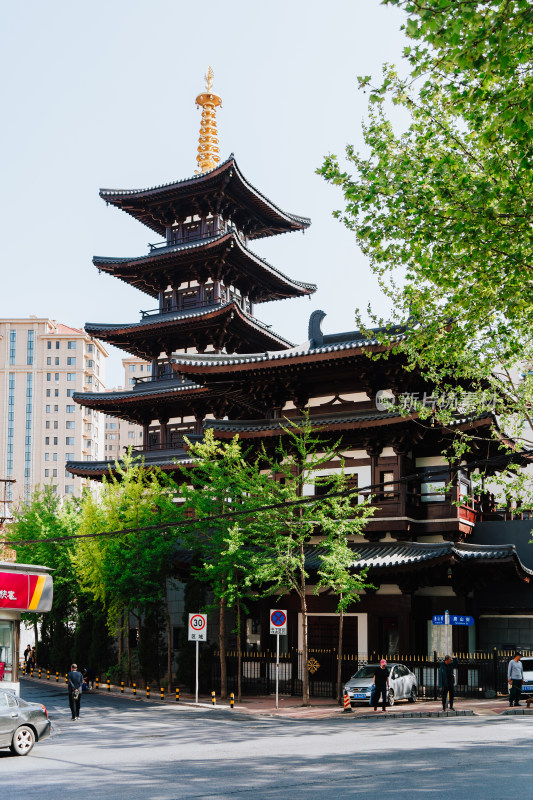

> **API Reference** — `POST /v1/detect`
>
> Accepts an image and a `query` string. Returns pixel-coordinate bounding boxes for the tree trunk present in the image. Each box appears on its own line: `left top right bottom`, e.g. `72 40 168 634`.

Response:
219 597 227 699
126 613 132 687
163 581 173 693
236 597 242 704
118 613 123 667
300 591 309 706
337 600 344 705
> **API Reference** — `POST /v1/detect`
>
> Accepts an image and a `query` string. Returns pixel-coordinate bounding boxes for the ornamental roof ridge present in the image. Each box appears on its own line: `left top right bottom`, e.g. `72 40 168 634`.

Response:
99 154 311 228
72 381 206 403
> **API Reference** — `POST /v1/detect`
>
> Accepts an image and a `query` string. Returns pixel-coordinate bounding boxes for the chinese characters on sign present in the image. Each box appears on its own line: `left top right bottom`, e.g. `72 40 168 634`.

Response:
0 571 53 611
432 614 474 626
188 613 207 642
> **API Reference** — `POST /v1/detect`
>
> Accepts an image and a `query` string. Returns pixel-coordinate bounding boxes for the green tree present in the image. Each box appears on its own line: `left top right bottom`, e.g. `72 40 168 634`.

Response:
74 455 181 689
6 486 81 668
313 471 374 703
319 0 533 494
178 430 273 700
251 417 374 706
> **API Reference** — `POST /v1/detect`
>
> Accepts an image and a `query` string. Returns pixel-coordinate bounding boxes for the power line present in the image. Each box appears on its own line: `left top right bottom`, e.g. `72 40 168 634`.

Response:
1 449 530 546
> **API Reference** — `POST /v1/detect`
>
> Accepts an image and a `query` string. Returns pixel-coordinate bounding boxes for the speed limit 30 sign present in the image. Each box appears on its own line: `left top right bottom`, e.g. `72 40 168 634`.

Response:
188 613 207 642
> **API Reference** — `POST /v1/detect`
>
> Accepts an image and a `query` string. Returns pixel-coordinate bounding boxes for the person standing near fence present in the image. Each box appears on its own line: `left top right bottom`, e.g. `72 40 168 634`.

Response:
439 655 456 711
508 652 523 707
373 659 390 712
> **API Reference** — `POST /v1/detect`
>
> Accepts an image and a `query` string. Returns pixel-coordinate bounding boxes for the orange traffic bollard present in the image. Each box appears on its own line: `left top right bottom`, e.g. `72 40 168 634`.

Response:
343 692 353 713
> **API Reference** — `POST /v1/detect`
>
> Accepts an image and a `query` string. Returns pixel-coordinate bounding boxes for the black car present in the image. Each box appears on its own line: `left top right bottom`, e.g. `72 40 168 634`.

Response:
0 688 51 755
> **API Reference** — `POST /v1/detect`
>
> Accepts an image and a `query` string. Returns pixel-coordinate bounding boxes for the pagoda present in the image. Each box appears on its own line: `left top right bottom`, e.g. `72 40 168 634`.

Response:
69 69 315 472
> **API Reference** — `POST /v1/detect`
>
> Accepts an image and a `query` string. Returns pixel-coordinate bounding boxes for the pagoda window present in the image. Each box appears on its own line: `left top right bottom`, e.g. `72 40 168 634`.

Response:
379 471 395 500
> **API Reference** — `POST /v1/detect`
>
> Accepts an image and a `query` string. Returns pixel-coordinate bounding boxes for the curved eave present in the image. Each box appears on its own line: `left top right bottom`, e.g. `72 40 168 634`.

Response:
84 302 294 359
171 339 396 378
204 410 415 439
72 383 211 419
93 230 316 303
66 453 194 480
99 155 311 239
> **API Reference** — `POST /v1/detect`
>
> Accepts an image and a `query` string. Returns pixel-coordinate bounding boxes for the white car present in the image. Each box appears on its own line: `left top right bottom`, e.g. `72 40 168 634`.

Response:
344 663 418 706
520 657 533 697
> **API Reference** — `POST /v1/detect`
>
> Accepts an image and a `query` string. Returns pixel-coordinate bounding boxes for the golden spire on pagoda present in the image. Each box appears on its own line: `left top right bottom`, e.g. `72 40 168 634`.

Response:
195 67 222 174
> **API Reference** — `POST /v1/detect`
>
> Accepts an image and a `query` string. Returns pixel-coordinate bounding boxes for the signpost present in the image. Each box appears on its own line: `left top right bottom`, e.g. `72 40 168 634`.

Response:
189 613 207 704
432 611 474 654
270 609 287 710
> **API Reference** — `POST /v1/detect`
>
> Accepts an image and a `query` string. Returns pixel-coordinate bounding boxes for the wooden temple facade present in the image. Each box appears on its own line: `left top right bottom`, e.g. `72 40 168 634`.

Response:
67 73 533 658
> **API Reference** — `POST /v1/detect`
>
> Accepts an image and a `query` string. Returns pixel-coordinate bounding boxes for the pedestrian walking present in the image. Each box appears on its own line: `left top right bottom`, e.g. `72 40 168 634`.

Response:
373 659 390 712
23 645 31 675
67 663 84 720
508 652 523 707
84 665 96 690
439 655 456 710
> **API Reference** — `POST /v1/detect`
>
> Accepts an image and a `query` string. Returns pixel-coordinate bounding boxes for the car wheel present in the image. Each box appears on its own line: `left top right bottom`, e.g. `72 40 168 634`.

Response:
10 725 35 756
408 686 417 703
387 689 395 707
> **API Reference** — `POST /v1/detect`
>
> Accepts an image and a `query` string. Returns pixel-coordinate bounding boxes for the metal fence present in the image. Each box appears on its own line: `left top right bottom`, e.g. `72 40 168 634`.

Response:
210 649 532 699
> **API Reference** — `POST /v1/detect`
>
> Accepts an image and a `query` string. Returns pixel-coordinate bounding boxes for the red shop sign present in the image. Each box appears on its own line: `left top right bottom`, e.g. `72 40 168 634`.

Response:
0 571 53 612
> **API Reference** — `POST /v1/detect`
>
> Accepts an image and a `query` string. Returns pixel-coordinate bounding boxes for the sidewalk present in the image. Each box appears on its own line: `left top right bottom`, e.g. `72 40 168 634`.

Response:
21 674 533 720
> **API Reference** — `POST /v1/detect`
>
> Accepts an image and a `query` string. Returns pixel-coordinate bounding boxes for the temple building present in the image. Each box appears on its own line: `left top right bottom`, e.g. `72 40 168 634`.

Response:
67 71 533 660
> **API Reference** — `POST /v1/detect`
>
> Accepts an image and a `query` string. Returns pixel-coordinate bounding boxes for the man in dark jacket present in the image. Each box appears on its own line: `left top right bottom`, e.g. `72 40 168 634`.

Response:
67 663 84 720
439 655 456 711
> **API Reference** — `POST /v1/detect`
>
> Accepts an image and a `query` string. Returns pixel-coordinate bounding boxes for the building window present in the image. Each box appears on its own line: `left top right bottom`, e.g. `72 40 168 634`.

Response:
45 421 50 429
52 469 57 477
55 341 60 349
26 330 34 365
53 421 58 429
108 422 117 430
67 357 76 366
66 437 75 446
9 331 16 365
47 357 52 366
67 373 76 381
54 389 59 397
44 469 49 477
129 378 136 386
45 453 50 461
129 365 136 372
24 373 32 484
53 453 58 461
65 453 74 460
53 437 58 445
55 357 60 366
46 405 51 413
54 405 58 412
67 341 76 350
45 437 49 445
87 343 94 353
379 471 395 500
86 375 93 384
66 421 75 429
108 434 117 440
54 373 59 381
65 485 74 495
87 359 94 368
47 341 52 350
66 405 75 413
46 389 51 397
47 373 51 381
128 431 135 439
67 389 74 397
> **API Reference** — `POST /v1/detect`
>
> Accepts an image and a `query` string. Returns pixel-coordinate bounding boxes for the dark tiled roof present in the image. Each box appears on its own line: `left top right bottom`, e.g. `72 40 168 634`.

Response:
93 229 316 301
171 327 404 370
99 155 311 238
66 451 194 476
73 379 205 405
85 301 294 350
204 409 407 434
306 541 533 574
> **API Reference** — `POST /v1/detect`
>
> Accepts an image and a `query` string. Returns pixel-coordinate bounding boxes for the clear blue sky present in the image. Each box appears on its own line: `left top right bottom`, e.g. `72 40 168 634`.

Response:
1 0 408 386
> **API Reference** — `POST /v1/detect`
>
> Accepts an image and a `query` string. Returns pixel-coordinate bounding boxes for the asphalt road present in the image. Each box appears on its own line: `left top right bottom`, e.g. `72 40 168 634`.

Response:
2 680 532 799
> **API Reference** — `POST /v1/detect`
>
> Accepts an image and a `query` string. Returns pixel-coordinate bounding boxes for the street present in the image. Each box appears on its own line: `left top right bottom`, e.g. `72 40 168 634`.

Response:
2 680 532 799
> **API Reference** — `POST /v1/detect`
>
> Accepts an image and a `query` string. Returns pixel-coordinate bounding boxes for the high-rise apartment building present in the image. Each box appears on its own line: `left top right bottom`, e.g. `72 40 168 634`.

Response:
0 318 108 506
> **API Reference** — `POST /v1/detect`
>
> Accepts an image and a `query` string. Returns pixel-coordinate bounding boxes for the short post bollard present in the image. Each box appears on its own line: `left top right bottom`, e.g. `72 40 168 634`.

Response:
133 683 137 696
55 671 59 682
95 677 99 690
343 692 353 713
160 687 164 701
47 669 50 681
121 681 124 694
211 691 216 706
146 685 150 699
38 668 42 679
65 674 68 685
30 667 34 678
230 692 234 709
107 677 111 692
176 688 179 703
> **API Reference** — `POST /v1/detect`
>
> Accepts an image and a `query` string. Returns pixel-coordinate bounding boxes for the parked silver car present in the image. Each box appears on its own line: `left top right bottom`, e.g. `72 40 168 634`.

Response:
344 663 418 706
0 688 51 755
